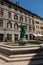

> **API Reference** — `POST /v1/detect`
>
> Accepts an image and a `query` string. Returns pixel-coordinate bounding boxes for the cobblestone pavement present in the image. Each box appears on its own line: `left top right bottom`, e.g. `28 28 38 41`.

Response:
0 59 30 65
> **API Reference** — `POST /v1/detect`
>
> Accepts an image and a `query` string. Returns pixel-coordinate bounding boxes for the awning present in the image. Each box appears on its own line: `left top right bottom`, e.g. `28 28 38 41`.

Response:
33 34 37 37
32 33 43 37
37 34 43 37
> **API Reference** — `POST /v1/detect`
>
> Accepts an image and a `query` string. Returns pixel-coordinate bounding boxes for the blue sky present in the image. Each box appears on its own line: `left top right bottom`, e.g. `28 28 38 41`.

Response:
11 0 43 18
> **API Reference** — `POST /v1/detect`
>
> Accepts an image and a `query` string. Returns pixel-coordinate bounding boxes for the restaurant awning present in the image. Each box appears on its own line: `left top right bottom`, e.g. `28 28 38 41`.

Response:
33 34 43 37
33 34 37 37
37 34 43 37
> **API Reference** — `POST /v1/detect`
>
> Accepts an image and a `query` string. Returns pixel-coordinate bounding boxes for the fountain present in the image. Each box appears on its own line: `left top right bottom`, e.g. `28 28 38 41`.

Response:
0 24 40 62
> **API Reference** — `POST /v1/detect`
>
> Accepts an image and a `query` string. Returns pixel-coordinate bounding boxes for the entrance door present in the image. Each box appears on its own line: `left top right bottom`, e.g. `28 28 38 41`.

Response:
14 34 18 41
26 35 28 40
0 34 4 42
29 34 33 40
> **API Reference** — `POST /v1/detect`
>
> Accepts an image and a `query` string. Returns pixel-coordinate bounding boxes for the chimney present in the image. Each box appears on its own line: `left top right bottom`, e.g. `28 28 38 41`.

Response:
16 1 20 6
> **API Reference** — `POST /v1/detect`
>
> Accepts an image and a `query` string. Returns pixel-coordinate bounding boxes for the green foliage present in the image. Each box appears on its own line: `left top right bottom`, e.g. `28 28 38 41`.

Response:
5 33 12 42
7 33 12 40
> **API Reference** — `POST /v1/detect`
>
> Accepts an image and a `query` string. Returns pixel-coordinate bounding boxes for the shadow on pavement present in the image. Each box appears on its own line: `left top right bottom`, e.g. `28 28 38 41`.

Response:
28 46 43 65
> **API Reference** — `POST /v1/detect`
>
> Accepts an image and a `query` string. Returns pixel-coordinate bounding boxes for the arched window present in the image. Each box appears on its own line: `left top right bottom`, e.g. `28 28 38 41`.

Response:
29 25 32 32
8 11 11 18
7 21 12 29
14 23 18 30
0 8 3 16
32 19 34 24
14 14 18 20
0 19 3 28
20 16 23 21
25 17 27 22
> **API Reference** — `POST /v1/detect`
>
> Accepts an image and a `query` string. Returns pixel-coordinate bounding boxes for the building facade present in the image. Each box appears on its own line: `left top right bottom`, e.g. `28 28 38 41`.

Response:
0 0 43 42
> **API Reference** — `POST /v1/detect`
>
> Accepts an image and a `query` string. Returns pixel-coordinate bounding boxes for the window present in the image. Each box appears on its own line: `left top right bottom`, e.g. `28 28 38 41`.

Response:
25 17 27 22
15 8 17 11
7 21 12 29
26 35 28 40
41 27 43 29
0 34 4 42
29 25 31 32
36 30 40 34
29 18 31 24
25 12 27 15
28 13 31 16
36 25 37 28
20 10 23 13
20 16 23 21
8 5 11 8
14 14 18 20
0 19 3 28
14 23 18 30
33 26 35 31
32 19 34 24
29 34 32 40
0 8 3 16
14 34 18 41
36 25 39 29
36 21 39 24
8 11 11 18
0 1 4 5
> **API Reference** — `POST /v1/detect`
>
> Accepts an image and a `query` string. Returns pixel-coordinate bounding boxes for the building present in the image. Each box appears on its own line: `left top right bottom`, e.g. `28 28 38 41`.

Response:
0 0 43 42
40 22 43 35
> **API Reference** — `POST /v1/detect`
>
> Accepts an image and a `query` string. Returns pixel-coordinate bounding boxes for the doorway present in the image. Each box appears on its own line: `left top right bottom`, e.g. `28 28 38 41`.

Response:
0 34 4 42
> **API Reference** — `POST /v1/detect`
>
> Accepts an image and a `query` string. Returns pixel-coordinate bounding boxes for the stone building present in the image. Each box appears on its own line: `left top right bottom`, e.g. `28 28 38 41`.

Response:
0 0 43 42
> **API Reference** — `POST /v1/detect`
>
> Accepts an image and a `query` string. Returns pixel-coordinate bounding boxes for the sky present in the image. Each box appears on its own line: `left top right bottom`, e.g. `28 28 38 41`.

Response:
11 0 43 18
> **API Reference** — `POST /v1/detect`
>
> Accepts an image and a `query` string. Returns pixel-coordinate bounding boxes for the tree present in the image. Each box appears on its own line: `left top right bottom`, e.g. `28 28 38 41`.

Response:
6 33 12 42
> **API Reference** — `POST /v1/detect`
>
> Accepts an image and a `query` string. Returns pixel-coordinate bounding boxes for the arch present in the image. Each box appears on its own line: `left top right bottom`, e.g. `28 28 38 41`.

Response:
14 23 18 30
0 19 3 28
8 11 11 18
0 8 3 16
7 21 12 28
14 14 18 20
20 15 23 21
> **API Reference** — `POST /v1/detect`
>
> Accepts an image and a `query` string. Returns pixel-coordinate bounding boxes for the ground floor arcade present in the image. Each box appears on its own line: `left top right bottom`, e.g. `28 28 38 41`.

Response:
0 32 36 42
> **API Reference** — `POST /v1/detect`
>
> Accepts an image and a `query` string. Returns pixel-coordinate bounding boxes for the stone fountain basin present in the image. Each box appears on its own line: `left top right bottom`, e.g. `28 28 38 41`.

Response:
0 45 40 56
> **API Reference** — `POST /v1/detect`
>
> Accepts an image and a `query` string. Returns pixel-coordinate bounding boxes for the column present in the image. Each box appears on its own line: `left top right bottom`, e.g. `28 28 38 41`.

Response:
12 33 14 42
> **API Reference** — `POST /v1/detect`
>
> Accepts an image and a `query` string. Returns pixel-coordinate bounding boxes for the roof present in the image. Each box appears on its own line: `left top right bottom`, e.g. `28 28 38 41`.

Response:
2 0 43 20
